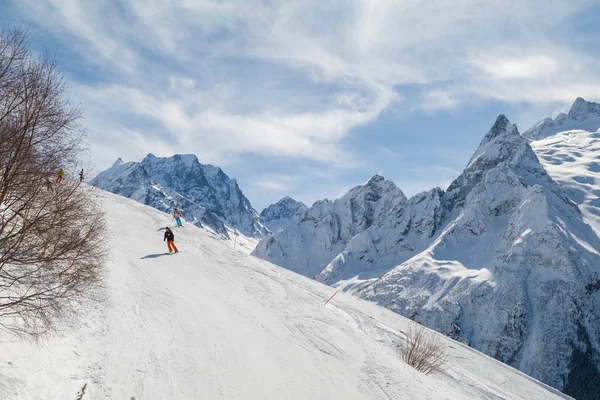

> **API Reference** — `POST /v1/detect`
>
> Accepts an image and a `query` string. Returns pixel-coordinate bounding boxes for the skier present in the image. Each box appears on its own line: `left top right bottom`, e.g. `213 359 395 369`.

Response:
56 168 64 183
45 174 53 191
163 227 179 253
173 209 183 227
79 169 84 183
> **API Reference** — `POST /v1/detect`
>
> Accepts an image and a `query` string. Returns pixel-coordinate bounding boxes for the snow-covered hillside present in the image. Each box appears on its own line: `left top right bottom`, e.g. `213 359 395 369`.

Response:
0 189 569 400
254 104 600 399
91 154 266 238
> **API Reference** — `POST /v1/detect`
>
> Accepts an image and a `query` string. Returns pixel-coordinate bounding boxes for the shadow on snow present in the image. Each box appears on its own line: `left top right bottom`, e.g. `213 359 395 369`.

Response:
140 253 171 259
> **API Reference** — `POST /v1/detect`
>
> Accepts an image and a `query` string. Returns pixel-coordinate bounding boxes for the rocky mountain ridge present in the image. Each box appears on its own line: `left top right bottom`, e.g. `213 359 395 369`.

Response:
91 154 265 238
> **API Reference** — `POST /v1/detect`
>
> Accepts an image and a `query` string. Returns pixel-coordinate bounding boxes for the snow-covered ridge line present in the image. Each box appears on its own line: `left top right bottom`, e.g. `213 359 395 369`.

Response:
524 97 600 140
253 174 407 279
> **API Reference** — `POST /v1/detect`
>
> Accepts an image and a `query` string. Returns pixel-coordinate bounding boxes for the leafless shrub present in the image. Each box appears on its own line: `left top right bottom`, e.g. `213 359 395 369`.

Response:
400 323 449 375
75 383 87 400
0 26 106 337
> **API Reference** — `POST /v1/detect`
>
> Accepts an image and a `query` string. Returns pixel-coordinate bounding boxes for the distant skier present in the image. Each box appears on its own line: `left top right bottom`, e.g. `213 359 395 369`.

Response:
173 209 183 227
79 169 84 183
56 168 64 183
45 174 53 191
164 227 179 253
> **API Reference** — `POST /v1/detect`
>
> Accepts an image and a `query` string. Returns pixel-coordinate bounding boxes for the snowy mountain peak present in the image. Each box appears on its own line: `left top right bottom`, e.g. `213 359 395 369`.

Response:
253 175 408 278
259 196 309 232
140 153 200 170
92 154 266 238
260 196 307 219
345 174 407 204
112 157 124 167
481 114 519 144
446 115 532 210
567 97 600 120
367 174 385 184
524 97 600 140
571 96 588 108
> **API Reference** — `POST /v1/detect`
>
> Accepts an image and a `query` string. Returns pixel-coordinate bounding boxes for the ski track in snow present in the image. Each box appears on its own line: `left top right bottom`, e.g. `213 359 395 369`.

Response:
0 189 570 399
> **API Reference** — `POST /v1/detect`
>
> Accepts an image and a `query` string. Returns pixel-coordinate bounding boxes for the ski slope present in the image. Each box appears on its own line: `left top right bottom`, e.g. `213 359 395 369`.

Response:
0 189 570 400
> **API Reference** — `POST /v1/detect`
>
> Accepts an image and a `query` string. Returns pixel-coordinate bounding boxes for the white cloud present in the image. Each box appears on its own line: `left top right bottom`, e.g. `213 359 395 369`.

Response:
10 0 600 173
474 55 560 79
419 90 460 112
250 175 298 192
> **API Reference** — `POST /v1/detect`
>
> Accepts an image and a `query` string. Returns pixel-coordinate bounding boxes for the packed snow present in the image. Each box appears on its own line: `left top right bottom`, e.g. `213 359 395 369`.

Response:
0 189 569 400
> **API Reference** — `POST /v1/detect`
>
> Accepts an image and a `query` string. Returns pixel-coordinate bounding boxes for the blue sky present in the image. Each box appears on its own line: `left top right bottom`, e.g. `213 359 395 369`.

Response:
3 0 600 211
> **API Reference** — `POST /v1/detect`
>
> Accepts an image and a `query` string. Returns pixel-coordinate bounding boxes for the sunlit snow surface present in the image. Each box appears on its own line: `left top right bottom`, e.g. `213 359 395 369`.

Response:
532 128 600 236
0 189 568 399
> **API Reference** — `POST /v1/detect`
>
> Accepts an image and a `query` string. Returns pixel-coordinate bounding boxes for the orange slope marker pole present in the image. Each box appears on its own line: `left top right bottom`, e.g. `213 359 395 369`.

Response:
324 290 339 306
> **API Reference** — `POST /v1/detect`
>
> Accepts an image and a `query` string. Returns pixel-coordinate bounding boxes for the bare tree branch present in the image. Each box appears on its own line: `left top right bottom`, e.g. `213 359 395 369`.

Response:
0 27 106 337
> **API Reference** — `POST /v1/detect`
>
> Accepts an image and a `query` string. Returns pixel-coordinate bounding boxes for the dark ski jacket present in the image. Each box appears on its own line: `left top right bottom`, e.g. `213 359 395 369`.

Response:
164 230 175 242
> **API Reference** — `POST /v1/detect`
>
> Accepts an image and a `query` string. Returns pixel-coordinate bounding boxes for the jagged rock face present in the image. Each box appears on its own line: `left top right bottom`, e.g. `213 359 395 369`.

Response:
527 110 600 399
359 116 600 399
315 187 446 288
524 97 600 140
568 97 600 121
91 154 265 237
362 181 600 397
446 115 557 210
259 196 308 233
252 175 407 278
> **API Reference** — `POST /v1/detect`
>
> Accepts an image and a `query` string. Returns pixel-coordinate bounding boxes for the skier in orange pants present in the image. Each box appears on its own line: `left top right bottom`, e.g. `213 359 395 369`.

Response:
163 227 179 253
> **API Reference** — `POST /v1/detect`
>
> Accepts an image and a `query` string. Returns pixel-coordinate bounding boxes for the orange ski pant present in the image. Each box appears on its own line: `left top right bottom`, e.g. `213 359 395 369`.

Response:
167 241 178 252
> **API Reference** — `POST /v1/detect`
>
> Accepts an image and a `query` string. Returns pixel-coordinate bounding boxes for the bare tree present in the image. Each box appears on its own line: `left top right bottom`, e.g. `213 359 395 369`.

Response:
0 27 105 337
400 323 449 375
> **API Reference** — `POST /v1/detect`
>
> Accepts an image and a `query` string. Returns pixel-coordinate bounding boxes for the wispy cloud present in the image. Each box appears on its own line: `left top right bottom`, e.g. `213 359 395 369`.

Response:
5 0 600 207
13 0 600 168
250 175 298 192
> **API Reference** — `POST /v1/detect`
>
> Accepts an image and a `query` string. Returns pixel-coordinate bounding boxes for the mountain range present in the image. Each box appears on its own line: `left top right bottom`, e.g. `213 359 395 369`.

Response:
253 98 600 399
